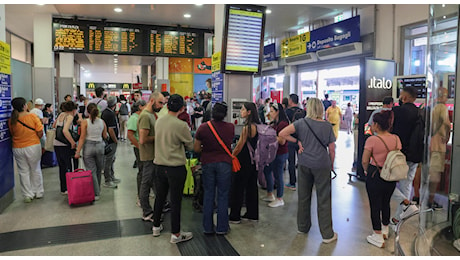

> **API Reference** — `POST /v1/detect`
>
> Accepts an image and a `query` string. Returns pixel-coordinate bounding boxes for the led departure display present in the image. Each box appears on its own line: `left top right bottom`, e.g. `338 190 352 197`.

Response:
52 18 205 57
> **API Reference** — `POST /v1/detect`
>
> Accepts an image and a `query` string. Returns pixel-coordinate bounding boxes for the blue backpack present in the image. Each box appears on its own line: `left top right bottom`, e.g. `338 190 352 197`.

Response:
247 124 279 172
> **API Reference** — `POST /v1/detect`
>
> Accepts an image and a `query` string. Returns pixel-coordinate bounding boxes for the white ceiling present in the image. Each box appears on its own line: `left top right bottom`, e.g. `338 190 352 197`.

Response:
4 4 369 74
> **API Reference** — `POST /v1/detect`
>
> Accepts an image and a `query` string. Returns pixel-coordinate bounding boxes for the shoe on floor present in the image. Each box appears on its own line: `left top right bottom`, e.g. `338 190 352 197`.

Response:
170 232 193 244
381 225 389 240
34 194 43 199
94 196 100 201
61 191 68 195
428 201 443 210
453 239 460 252
400 204 419 220
261 194 275 202
152 224 163 237
103 182 117 188
268 198 284 208
112 178 121 184
23 197 33 203
285 183 296 191
241 215 258 222
229 219 241 224
142 213 154 222
322 232 338 244
367 232 385 248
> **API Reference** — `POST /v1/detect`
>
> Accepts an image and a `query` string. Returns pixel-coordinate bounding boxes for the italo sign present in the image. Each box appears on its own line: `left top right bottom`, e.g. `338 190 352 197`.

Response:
367 76 392 89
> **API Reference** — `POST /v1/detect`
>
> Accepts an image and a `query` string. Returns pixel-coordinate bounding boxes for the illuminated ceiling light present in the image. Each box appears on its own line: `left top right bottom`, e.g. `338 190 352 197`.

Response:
114 8 123 13
36 4 45 6
442 4 446 7
266 9 272 14
114 54 118 57
195 4 203 6
335 29 343 34
114 60 118 63
443 15 447 19
184 14 191 18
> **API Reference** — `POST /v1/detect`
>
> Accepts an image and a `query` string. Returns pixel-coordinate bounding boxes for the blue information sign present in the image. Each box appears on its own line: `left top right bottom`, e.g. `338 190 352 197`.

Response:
211 71 224 104
0 73 14 198
263 43 276 62
307 16 360 53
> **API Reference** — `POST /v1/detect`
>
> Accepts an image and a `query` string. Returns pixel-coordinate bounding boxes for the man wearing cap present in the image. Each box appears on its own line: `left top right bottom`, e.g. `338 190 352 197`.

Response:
30 98 48 153
367 96 394 127
101 95 120 188
30 98 48 125
127 99 147 206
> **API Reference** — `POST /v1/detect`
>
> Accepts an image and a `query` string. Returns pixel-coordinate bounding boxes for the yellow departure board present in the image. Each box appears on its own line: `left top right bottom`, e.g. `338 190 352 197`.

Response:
52 18 205 57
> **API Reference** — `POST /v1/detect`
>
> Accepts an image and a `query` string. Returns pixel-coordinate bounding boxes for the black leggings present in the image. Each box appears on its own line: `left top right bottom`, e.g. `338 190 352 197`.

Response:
54 145 75 193
365 164 397 231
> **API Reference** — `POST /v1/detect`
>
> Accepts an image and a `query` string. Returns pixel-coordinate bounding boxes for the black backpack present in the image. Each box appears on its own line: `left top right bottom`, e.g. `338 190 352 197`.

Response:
119 102 129 115
289 107 306 123
406 108 425 163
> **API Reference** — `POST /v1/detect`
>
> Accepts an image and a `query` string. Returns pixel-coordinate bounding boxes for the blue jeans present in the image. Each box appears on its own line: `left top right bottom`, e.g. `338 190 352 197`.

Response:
202 162 232 233
264 153 288 198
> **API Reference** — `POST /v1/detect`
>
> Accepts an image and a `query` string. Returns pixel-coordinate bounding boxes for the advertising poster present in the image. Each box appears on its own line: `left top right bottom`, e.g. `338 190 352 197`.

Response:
169 73 193 98
0 41 14 199
193 58 212 74
356 58 395 180
169 58 193 73
194 74 211 94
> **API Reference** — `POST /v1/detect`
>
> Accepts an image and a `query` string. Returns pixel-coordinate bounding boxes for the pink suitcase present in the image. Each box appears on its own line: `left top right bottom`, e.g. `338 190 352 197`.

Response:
66 169 95 206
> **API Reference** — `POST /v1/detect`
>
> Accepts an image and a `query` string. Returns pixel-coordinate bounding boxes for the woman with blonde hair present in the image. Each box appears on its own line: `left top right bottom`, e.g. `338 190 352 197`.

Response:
75 103 108 201
280 97 338 244
8 97 44 202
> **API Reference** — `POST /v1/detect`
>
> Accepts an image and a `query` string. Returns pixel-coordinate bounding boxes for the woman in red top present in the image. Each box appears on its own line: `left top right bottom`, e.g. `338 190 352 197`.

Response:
362 110 401 248
261 103 289 208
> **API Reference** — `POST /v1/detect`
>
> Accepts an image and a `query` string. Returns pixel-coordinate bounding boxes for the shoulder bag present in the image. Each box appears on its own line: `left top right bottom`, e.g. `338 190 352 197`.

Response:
55 117 79 145
207 121 241 172
303 119 337 179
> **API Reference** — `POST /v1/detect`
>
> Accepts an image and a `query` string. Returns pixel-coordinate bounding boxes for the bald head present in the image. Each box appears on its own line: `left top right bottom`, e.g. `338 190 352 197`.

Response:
148 92 165 113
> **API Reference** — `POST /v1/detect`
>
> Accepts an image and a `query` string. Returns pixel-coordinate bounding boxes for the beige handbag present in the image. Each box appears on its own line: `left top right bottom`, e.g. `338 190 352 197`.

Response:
45 129 55 152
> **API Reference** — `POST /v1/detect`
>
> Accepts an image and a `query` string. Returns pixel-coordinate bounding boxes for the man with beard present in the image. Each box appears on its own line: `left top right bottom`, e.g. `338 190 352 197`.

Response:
138 92 169 222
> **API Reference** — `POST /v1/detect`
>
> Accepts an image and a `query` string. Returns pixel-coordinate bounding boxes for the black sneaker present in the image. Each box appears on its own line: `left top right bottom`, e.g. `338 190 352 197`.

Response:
429 201 443 210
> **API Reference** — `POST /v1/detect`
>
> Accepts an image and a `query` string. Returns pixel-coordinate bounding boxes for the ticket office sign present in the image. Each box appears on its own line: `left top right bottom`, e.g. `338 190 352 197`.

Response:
52 18 204 57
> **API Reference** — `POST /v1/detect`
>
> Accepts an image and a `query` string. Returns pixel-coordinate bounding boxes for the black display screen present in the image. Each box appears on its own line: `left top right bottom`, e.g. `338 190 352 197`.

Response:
221 4 266 74
395 76 427 98
52 18 205 57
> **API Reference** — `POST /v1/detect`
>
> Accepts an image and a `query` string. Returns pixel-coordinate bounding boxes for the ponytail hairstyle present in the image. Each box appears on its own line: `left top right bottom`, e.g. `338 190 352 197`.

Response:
243 102 261 137
86 103 99 123
11 97 27 125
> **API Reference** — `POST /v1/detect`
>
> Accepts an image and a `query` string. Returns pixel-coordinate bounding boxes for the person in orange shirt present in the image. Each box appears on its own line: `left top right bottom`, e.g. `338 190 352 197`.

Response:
326 100 342 139
8 97 44 203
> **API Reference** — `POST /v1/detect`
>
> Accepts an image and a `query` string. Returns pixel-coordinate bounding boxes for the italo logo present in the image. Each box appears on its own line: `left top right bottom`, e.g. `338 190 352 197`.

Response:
367 77 392 89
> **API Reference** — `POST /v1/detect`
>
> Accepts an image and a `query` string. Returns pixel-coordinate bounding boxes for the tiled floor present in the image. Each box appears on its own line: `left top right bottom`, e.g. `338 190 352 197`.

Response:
0 129 451 256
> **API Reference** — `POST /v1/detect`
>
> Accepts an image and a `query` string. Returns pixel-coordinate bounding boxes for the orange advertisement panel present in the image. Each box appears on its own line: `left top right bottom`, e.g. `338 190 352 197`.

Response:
169 58 193 73
169 73 193 98
193 58 212 74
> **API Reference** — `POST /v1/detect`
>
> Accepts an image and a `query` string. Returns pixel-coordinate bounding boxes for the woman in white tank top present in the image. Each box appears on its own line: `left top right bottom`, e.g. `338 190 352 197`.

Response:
75 103 108 200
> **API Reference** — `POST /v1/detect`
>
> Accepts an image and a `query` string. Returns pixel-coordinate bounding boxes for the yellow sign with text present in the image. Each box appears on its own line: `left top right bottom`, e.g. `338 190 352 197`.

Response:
212 52 221 72
281 32 310 58
0 41 11 75
88 83 95 89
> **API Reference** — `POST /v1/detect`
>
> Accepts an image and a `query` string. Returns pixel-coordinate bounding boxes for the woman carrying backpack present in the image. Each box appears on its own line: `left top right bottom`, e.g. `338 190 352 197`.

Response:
361 110 401 248
229 102 260 223
261 103 289 207
279 98 337 244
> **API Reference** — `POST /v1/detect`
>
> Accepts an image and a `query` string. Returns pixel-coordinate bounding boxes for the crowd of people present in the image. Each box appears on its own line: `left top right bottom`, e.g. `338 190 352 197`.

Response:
7 85 450 249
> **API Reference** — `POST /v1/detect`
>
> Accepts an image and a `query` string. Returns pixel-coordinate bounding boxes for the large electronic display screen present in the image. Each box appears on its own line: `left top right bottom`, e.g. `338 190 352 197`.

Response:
52 18 205 57
221 4 266 74
394 75 427 98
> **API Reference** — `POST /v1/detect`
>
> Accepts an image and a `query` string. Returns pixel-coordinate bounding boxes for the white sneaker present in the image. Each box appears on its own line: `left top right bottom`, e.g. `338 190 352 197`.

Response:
152 224 163 237
268 198 285 208
453 239 460 252
381 225 389 240
261 194 275 202
170 232 193 244
322 232 338 244
367 232 385 248
400 204 419 220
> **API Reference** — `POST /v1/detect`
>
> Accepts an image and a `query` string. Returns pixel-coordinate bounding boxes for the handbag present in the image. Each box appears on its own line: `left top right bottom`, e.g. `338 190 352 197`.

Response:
45 129 56 152
55 125 79 145
206 121 241 172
